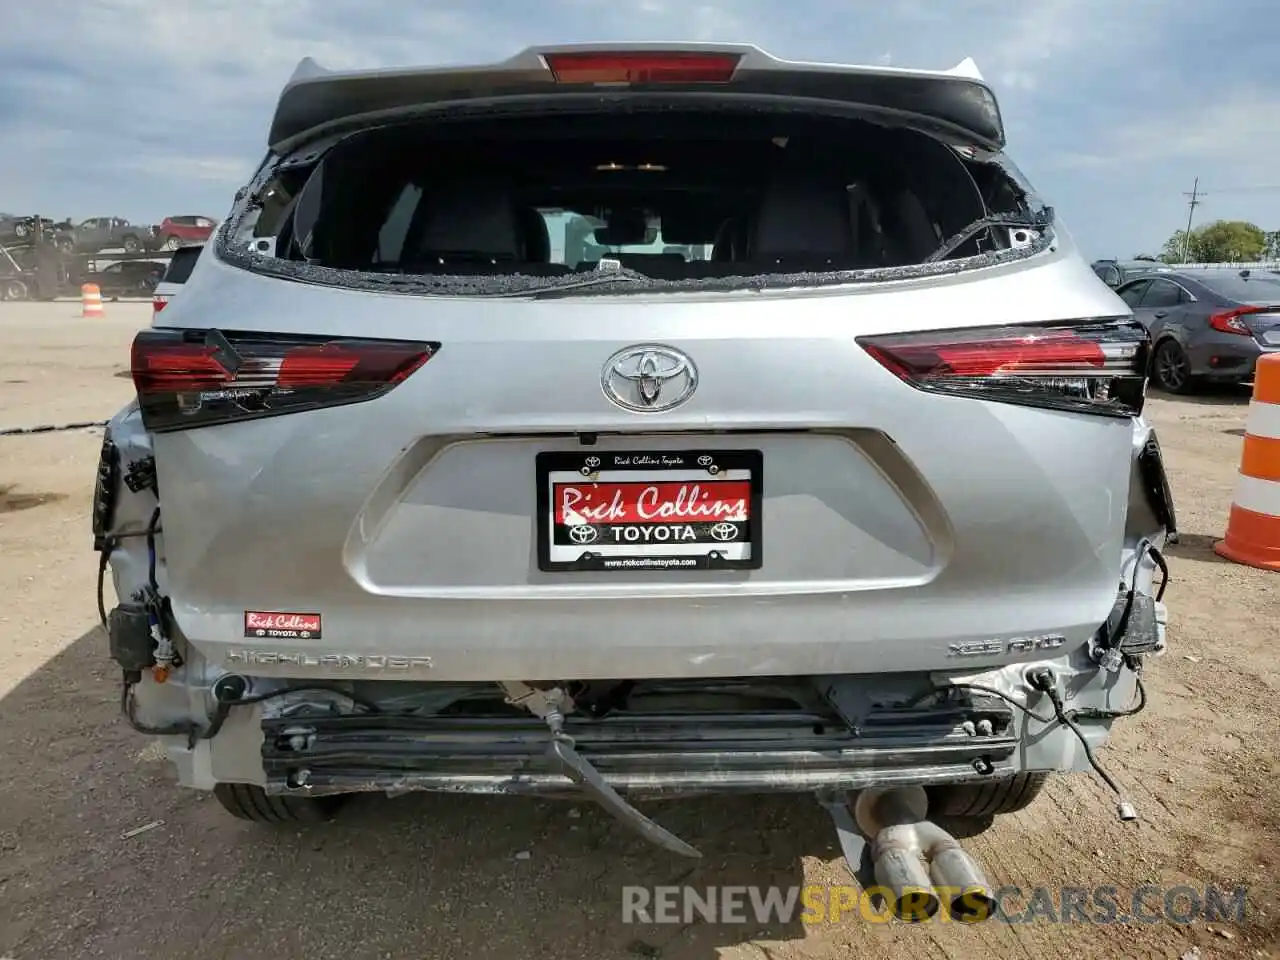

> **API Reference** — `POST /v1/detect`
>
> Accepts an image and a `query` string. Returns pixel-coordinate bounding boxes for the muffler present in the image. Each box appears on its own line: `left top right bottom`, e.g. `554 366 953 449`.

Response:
853 786 995 922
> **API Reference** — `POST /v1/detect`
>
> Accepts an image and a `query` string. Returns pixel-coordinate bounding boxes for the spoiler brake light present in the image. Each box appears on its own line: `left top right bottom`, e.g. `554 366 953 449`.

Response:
544 52 740 85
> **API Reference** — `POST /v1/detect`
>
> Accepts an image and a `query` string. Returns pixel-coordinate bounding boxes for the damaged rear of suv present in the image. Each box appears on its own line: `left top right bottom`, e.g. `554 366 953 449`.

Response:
93 44 1176 919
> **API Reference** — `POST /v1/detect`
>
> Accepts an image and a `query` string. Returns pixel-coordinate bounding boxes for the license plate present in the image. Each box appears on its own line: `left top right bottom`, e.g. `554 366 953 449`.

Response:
536 450 763 572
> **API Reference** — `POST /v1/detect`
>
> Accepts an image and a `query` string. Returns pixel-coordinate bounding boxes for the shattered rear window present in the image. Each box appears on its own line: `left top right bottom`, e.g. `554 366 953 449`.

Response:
221 108 1054 297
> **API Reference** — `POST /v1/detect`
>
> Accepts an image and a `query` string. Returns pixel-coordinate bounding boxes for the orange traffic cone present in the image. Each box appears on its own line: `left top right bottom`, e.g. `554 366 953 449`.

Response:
81 283 104 318
1215 353 1280 570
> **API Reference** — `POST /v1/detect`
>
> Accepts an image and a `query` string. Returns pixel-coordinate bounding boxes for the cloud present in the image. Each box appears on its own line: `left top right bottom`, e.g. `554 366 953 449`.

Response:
1054 88 1280 175
0 0 1277 256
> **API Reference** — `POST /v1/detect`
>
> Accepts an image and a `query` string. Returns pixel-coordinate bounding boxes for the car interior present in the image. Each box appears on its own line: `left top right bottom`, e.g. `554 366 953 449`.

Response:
263 111 1013 279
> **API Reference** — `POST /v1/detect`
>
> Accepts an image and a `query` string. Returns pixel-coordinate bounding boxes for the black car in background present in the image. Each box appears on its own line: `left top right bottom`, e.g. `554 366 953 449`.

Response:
1115 268 1280 392
79 259 166 299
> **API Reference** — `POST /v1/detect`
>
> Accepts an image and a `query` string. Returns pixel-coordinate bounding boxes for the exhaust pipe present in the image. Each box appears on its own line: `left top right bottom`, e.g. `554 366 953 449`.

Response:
854 786 995 923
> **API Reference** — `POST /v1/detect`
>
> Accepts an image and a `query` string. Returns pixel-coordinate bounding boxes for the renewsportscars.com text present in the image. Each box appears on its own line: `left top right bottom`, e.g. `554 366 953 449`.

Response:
622 884 1249 925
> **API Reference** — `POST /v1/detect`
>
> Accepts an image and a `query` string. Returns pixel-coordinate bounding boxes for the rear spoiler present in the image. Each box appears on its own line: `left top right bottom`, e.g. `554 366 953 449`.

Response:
267 43 1004 153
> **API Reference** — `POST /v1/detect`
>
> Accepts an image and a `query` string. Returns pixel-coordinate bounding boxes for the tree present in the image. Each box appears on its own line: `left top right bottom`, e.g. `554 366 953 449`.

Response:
1160 220 1267 263
1264 230 1280 260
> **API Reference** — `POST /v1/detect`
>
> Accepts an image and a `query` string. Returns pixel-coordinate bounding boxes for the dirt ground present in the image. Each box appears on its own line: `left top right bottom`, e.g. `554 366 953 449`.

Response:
0 301 1276 960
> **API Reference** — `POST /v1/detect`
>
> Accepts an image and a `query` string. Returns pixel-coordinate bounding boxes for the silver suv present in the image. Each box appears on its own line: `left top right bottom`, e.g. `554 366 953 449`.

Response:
94 44 1175 921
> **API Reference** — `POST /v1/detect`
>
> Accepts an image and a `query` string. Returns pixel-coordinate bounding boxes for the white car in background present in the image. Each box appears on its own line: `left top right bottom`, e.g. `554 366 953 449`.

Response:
150 244 202 315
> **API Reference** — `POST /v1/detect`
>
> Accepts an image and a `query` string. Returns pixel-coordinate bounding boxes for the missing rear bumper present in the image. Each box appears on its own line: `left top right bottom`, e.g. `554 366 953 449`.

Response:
261 697 1017 799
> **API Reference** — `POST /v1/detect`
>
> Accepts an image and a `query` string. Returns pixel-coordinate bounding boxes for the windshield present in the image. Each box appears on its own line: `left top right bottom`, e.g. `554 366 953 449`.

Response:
223 108 1049 297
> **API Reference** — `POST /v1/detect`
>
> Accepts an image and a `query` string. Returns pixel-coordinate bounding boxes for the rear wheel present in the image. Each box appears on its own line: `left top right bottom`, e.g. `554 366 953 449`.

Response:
927 772 1049 819
122 235 141 253
1152 339 1194 394
212 782 345 823
2 279 28 301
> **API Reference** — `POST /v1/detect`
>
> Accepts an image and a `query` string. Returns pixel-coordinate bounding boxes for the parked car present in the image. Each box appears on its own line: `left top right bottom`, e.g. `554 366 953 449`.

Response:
80 259 166 298
96 44 1172 910
1091 258 1171 288
150 244 202 314
1 213 45 241
75 217 157 254
1116 268 1280 393
153 215 217 250
0 214 75 251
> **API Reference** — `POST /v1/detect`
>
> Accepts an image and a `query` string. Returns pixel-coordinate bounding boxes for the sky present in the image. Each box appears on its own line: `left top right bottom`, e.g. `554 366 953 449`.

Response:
2 0 1278 261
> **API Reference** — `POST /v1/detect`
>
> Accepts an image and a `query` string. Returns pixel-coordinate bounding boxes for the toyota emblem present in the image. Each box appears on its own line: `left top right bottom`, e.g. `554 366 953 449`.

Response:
601 345 698 413
568 525 599 545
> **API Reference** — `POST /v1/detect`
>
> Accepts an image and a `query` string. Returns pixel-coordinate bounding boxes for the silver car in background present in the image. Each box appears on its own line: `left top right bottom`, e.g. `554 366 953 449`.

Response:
93 43 1175 920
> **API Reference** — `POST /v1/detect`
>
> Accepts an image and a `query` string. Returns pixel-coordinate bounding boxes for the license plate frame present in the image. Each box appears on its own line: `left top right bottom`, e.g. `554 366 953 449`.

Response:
536 449 763 572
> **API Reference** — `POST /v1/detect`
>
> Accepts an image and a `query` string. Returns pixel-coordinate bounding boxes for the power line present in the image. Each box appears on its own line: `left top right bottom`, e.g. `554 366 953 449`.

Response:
1182 177 1203 262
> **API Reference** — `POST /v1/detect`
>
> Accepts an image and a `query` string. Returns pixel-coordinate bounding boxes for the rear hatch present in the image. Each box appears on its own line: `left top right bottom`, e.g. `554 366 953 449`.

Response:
128 46 1148 682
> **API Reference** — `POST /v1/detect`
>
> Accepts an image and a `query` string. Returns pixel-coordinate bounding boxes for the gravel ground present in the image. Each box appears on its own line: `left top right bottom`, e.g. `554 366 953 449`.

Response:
0 302 1277 960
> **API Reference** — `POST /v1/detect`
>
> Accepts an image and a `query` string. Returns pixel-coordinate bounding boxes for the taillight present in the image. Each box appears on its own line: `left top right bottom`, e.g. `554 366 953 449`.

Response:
1209 305 1264 336
544 52 740 84
130 329 438 432
152 295 169 313
857 318 1150 417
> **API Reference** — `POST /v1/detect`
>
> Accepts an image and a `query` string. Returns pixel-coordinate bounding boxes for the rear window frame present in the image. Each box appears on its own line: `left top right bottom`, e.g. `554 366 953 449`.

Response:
214 101 1058 298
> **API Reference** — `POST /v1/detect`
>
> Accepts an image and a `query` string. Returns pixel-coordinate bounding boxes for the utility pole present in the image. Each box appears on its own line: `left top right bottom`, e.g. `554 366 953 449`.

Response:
1181 177 1203 263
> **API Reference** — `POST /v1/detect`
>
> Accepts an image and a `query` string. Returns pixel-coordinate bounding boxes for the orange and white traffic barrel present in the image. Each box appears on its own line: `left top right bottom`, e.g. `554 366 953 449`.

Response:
81 283 104 318
1216 353 1280 570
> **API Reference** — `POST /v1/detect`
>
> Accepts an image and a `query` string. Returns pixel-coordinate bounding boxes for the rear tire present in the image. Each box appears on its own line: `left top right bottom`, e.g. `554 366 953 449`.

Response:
1152 339 1195 394
212 782 344 823
927 772 1049 819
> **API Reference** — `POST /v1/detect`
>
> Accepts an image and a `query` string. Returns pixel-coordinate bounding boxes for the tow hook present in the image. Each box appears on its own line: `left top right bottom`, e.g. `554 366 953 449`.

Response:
499 681 702 859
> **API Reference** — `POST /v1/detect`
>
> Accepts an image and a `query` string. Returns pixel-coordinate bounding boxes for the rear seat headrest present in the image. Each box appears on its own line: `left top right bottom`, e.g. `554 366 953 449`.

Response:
412 183 523 262
749 169 856 262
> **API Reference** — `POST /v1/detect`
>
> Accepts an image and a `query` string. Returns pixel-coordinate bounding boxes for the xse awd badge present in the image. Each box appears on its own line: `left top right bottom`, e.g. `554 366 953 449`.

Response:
948 634 1067 657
